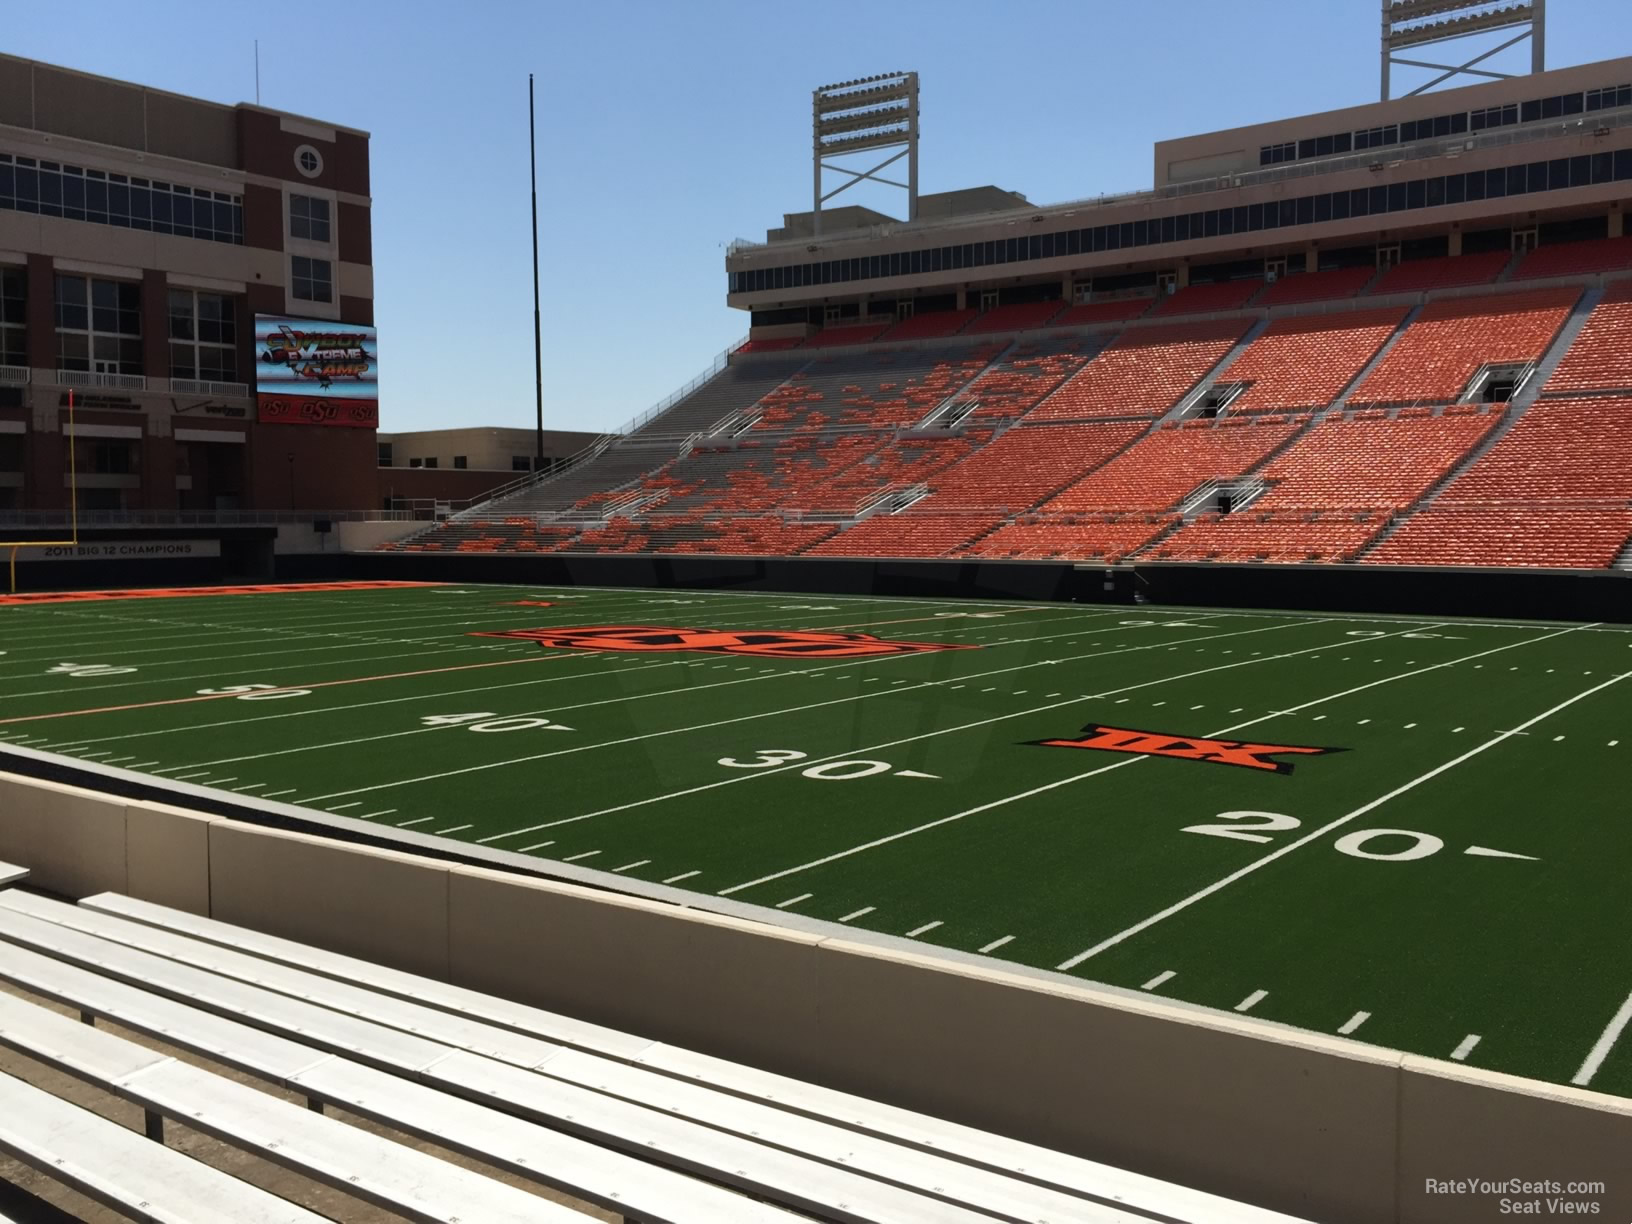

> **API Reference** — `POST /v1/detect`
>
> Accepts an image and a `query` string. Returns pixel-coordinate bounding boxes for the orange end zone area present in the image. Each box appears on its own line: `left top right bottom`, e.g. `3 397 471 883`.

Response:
0 581 445 606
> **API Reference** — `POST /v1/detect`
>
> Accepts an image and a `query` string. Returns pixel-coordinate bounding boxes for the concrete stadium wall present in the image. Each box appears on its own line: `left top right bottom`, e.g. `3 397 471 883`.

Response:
279 548 1632 624
1 769 1628 1223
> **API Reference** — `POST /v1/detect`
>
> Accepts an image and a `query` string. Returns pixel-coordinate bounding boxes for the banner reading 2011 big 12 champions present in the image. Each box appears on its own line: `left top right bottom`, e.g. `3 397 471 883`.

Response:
254 315 378 428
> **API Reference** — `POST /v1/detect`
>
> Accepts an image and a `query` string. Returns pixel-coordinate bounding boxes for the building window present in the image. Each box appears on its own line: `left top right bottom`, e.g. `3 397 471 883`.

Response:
290 194 331 243
291 256 333 304
512 455 530 471
0 265 23 368
422 457 438 469
452 455 467 469
409 457 422 468
167 290 238 383
294 145 323 178
55 275 142 375
377 442 393 467
0 154 242 244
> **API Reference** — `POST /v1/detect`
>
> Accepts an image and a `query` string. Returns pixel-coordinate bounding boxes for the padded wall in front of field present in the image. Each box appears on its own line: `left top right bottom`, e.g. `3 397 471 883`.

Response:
275 549 1632 624
1 767 1629 1224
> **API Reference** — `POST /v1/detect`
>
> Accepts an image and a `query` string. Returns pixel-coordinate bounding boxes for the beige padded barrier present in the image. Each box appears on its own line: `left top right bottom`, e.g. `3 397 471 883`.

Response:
0 773 126 899
447 864 827 1081
810 936 1398 1224
125 800 218 915
4 772 1632 1223
1397 1056 1632 1223
207 822 452 982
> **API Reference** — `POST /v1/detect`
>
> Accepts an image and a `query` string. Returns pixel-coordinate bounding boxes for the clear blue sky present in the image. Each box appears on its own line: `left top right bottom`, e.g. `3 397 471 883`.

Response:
9 1 1624 435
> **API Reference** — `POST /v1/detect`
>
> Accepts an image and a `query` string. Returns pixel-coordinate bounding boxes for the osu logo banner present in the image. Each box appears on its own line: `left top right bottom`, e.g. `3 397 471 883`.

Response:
472 624 976 659
1035 723 1342 775
255 314 378 428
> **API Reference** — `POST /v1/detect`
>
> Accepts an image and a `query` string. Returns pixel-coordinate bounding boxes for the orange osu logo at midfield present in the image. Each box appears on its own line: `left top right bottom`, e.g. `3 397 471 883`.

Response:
470 624 977 658
1034 723 1343 775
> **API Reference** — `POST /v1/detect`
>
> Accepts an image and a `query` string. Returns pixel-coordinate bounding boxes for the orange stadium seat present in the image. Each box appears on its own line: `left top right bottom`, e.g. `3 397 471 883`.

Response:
1045 416 1300 513
1047 298 1154 329
1367 250 1510 295
1251 408 1501 511
1435 397 1632 506
805 512 1006 558
1349 287 1579 405
1150 279 1263 317
1153 512 1389 563
1220 307 1407 412
910 422 1147 512
877 309 978 341
1025 318 1250 422
1254 265 1376 306
964 300 1067 334
1544 280 1632 393
1364 507 1632 569
1513 237 1632 282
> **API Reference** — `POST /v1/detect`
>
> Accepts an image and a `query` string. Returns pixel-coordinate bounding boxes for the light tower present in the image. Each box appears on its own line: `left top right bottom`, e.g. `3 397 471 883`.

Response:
812 72 919 237
1381 0 1545 101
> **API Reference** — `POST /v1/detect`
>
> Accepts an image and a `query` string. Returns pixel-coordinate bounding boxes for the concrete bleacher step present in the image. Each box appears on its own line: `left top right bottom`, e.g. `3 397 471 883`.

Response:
66 892 1305 1224
1326 303 1422 415
0 862 26 889
1613 534 1632 570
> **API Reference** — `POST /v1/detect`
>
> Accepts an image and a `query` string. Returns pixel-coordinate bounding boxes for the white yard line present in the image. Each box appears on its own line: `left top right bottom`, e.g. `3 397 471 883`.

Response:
1572 989 1632 1086
838 907 876 923
1234 990 1268 1013
49 605 1142 761
714 621 1473 899
1451 1035 1482 1062
1338 1011 1371 1035
1141 971 1176 991
979 936 1015 954
298 615 1274 810
662 870 699 884
906 921 943 938
1058 655 1622 971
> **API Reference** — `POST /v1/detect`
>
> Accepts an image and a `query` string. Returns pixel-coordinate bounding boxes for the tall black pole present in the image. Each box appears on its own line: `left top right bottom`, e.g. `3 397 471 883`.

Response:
529 74 544 471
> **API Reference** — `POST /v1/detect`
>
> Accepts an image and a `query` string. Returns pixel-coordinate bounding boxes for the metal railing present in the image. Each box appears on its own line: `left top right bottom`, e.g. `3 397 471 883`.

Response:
0 365 29 385
0 508 423 528
610 335 750 438
52 370 147 391
171 377 250 398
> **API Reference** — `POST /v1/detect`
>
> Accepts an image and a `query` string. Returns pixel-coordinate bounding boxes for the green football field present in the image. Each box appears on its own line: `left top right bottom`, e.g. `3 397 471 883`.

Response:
2 579 1630 1099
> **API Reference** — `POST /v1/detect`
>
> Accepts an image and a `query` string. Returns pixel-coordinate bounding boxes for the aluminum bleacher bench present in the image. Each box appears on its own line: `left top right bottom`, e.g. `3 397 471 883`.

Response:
0 863 27 890
0 1068 326 1224
0 935 800 1222
0 991 589 1224
73 891 1307 1224
0 896 1044 1224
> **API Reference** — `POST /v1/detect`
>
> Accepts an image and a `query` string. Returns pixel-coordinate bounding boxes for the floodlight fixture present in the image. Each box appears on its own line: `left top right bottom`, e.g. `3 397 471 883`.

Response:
812 71 919 236
1381 0 1544 100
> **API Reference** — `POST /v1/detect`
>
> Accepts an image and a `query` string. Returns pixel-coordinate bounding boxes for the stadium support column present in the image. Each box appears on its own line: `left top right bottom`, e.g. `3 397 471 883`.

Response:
528 74 544 473
1611 206 1624 239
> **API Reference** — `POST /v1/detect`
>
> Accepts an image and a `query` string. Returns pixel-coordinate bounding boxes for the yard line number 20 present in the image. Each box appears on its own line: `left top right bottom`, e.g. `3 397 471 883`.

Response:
1183 811 1444 861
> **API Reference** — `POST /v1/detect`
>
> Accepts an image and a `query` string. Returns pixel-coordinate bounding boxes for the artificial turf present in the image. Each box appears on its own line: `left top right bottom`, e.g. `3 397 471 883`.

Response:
1 579 1629 1098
